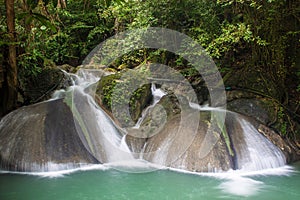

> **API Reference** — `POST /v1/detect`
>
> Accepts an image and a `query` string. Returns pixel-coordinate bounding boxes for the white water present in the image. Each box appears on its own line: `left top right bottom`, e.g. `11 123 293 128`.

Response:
236 118 286 171
189 102 226 112
49 69 135 164
0 164 109 178
151 83 166 104
62 70 286 173
169 165 294 197
69 70 135 163
189 103 286 171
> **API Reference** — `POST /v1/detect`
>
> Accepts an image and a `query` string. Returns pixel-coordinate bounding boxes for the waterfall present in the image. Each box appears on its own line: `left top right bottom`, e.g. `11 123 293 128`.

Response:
151 83 166 104
62 69 134 163
70 76 286 172
188 103 286 171
0 68 288 173
235 118 286 171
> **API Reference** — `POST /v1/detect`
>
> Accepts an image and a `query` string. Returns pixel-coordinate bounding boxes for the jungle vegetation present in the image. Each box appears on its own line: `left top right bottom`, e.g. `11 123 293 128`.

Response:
1 0 299 139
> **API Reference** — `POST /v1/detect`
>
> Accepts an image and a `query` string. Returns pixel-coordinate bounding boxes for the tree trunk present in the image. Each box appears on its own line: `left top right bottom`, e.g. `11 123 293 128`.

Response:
2 0 18 116
57 0 66 9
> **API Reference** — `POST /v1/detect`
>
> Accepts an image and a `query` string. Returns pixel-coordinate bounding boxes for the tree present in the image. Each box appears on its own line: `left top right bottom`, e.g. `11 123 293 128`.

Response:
57 0 66 9
1 0 18 116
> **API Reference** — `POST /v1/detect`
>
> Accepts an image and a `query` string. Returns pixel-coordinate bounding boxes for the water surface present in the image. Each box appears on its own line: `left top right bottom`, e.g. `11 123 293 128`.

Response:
0 162 299 200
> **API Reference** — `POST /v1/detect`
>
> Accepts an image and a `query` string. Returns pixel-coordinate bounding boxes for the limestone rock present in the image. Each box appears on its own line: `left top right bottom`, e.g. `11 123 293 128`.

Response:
0 99 99 172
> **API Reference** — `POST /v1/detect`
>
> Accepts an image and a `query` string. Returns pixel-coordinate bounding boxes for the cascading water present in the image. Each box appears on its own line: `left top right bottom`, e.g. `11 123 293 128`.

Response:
66 69 134 163
235 118 286 171
49 71 288 172
188 103 286 171
0 67 288 174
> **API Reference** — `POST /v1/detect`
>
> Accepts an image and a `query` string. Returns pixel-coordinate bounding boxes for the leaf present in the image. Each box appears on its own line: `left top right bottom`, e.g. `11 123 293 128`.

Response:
105 0 112 7
32 12 57 32
114 0 124 5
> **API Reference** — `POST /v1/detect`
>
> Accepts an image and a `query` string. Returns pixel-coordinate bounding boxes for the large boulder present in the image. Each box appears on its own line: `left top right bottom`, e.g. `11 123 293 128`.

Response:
227 90 300 163
227 90 274 124
0 99 99 172
126 91 290 172
126 93 234 172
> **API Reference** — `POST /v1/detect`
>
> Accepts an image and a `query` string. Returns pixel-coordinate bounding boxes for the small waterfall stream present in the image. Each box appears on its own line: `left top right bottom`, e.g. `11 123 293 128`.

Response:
186 103 286 171
236 118 286 171
66 69 135 163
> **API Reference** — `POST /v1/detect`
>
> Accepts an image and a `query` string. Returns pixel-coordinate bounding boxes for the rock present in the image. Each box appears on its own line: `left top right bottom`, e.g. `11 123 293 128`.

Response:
96 71 152 127
257 124 300 163
226 91 300 163
227 91 276 124
18 67 73 104
57 64 79 73
0 74 296 172
126 93 234 172
134 109 234 172
0 99 99 172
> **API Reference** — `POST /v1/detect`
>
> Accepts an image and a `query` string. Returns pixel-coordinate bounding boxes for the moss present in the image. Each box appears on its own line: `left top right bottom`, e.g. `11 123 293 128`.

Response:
96 73 121 110
96 71 152 127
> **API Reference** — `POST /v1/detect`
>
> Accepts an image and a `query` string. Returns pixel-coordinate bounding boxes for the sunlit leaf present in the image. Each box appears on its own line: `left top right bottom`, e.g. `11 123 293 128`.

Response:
40 25 47 30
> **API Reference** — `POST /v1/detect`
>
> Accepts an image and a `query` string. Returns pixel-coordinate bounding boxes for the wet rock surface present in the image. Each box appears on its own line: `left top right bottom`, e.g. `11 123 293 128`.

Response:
0 99 99 172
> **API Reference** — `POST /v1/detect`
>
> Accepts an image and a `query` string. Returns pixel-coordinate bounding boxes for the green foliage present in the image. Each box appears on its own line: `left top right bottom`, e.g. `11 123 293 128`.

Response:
45 32 71 64
18 49 43 77
1 0 299 138
206 23 255 59
27 0 39 10
277 106 287 136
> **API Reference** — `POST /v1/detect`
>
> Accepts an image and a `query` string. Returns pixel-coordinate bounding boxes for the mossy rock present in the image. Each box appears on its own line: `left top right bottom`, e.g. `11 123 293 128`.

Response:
96 71 152 127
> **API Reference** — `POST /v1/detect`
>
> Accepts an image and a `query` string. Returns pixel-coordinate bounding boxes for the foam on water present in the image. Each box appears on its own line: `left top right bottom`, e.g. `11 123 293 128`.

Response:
0 164 108 178
104 159 166 173
218 177 264 197
169 165 294 197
